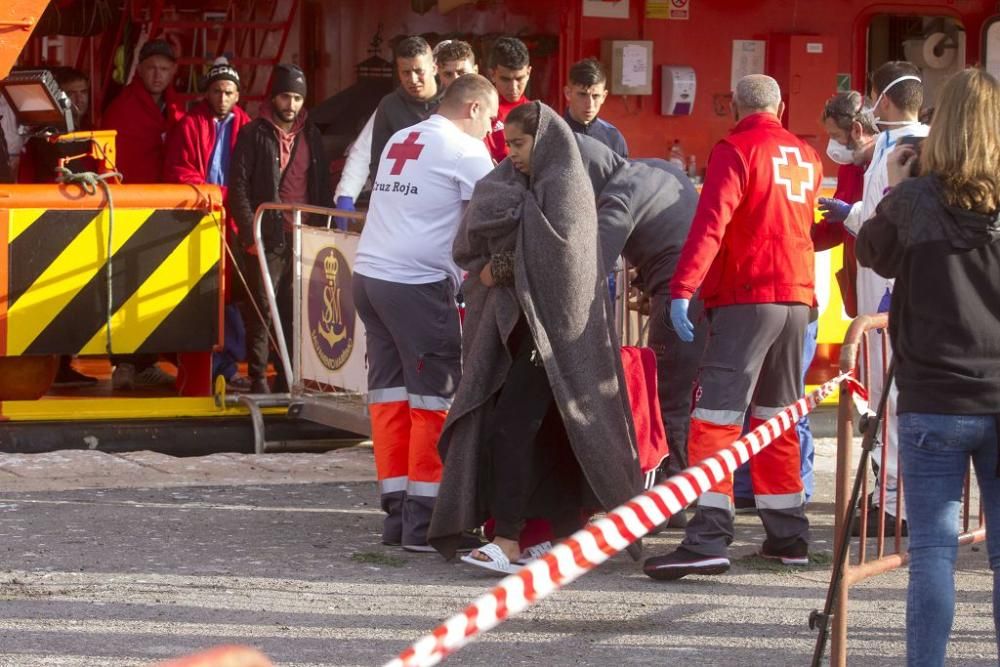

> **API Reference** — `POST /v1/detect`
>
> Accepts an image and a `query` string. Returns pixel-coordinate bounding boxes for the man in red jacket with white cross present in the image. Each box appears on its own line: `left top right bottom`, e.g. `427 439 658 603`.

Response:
644 74 822 580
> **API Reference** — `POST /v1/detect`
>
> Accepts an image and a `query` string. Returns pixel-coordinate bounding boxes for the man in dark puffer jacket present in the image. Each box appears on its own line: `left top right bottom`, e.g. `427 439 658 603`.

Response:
229 64 332 394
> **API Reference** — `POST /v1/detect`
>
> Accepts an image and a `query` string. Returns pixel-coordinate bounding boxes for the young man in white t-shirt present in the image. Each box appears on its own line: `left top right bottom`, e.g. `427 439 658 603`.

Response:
353 74 498 551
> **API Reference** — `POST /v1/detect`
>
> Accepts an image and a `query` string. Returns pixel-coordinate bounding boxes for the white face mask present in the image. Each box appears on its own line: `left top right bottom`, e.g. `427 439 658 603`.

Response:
826 138 856 165
861 74 922 128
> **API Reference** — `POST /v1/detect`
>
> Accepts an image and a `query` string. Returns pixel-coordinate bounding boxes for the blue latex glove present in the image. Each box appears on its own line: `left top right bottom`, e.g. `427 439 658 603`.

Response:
877 287 892 313
669 298 695 343
334 196 355 231
818 197 851 223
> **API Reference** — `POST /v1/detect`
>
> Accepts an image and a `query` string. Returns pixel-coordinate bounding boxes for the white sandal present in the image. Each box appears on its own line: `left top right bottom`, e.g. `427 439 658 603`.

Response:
516 540 553 565
460 542 523 575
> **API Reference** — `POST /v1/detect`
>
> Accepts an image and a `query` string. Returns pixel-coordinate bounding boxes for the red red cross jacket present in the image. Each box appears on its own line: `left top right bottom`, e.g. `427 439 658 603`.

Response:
670 113 822 308
101 78 184 184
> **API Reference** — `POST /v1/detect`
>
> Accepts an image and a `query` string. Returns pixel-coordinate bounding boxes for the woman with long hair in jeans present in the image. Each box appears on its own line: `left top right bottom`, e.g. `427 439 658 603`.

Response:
856 67 1000 666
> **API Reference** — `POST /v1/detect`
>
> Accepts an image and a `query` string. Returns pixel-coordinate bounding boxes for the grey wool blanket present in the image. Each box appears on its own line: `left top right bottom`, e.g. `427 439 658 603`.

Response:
428 102 643 560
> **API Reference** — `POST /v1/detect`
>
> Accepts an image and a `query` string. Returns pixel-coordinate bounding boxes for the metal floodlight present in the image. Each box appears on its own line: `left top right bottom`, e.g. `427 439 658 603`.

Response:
0 69 75 132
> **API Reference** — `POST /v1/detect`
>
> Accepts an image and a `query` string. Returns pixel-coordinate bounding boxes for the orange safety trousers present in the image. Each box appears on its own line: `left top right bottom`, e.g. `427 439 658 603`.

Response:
370 399 445 494
687 415 803 506
354 273 462 545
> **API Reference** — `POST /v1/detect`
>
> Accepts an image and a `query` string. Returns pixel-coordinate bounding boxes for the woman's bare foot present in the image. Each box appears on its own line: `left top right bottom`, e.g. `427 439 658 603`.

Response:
468 536 521 563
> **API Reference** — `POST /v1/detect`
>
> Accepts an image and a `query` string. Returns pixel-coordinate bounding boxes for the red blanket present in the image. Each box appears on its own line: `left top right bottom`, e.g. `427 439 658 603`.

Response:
620 345 670 473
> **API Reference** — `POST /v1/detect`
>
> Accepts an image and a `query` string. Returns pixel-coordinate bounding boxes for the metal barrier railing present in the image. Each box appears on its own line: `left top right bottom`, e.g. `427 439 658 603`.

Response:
829 313 986 665
226 204 367 452
250 203 366 390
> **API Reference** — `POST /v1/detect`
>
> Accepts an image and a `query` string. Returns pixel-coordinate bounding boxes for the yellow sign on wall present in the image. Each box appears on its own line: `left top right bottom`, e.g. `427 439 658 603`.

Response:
648 0 691 20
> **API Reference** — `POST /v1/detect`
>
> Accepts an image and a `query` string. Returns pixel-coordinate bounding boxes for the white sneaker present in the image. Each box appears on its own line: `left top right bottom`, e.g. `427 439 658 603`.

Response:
133 365 176 388
111 363 136 390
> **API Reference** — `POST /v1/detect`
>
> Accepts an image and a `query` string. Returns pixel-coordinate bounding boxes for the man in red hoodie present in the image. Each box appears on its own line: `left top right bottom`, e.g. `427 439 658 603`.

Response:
101 39 184 390
164 58 252 394
164 58 250 195
102 39 184 184
484 36 531 163
643 75 823 581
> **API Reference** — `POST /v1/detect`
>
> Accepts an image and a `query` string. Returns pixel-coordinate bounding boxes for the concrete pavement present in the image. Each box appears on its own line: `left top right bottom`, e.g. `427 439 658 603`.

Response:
0 441 995 666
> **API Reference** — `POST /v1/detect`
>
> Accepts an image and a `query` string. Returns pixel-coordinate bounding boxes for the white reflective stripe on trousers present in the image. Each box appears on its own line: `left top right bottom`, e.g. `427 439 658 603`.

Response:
408 394 452 411
756 491 805 510
407 481 440 498
692 407 746 426
698 491 734 513
379 476 408 494
368 386 409 404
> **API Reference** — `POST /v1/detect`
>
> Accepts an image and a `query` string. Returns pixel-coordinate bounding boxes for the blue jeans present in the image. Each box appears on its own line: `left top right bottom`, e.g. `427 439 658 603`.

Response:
734 318 817 502
212 303 246 381
900 412 1000 667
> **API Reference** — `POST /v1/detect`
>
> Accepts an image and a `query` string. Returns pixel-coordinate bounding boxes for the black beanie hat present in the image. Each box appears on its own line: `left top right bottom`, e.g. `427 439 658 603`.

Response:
205 57 240 90
270 64 307 98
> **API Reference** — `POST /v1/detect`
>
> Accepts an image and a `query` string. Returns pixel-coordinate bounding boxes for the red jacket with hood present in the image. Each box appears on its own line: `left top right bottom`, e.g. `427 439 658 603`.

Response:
102 78 184 183
164 99 251 201
670 113 822 308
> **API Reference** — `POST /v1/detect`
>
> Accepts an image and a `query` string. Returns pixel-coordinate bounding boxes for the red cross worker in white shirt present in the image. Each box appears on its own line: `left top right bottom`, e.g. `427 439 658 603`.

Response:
352 75 499 552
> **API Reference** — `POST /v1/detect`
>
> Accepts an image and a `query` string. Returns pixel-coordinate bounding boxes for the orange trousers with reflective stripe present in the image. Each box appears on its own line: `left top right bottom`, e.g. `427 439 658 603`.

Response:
371 401 411 487
370 401 445 487
688 418 741 498
687 416 802 500
747 415 802 497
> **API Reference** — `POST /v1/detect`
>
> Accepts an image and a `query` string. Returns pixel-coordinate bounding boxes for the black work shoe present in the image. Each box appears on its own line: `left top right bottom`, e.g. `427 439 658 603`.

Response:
643 548 731 581
760 542 809 566
851 510 908 537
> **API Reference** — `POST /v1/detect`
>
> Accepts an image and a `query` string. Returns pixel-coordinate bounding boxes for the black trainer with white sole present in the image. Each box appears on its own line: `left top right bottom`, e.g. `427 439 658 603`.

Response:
759 545 809 566
643 548 731 580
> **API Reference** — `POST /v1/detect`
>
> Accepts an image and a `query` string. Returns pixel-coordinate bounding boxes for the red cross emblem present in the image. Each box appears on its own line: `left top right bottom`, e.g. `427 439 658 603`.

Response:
772 146 815 204
386 131 425 175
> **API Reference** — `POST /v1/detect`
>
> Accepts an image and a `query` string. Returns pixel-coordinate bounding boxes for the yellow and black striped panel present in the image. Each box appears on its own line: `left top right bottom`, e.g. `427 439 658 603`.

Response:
6 207 221 356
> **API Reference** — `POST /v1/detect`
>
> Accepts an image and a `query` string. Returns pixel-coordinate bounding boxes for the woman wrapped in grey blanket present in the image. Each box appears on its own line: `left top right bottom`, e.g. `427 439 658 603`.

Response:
428 101 643 573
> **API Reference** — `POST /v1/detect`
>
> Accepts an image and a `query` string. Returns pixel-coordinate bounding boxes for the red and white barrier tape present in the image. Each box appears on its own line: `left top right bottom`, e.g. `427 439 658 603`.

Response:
385 371 852 667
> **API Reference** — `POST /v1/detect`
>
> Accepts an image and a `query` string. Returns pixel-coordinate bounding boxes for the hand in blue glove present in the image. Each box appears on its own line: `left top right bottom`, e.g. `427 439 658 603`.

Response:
669 298 695 343
818 197 851 223
334 196 355 231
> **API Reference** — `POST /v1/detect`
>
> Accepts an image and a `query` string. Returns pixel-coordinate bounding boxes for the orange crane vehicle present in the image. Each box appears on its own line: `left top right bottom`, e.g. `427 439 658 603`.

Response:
0 0 367 454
